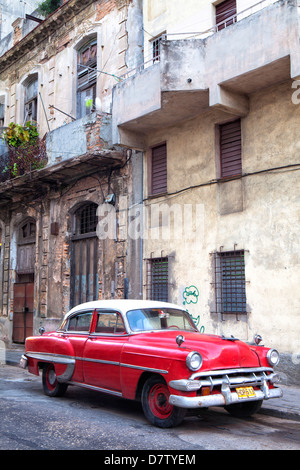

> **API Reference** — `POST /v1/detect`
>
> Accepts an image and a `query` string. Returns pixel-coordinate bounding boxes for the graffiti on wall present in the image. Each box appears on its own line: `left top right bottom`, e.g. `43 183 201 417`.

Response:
182 285 205 333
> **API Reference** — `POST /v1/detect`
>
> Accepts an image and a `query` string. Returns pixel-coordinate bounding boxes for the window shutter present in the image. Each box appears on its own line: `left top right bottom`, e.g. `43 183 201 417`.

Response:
216 0 236 31
151 143 167 195
220 119 242 178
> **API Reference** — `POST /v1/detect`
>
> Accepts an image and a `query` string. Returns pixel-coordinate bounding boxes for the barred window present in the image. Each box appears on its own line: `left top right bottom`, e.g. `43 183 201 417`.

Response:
151 33 165 63
212 249 247 319
73 203 98 236
146 257 169 302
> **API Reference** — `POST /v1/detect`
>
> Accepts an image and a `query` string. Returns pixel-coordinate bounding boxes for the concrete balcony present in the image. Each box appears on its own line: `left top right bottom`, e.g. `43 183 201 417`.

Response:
112 0 300 148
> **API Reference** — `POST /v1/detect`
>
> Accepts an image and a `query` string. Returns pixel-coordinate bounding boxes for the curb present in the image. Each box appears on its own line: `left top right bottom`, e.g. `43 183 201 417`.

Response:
260 406 300 422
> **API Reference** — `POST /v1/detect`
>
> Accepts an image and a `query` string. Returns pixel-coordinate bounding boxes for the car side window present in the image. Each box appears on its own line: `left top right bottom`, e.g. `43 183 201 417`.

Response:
95 311 126 334
67 311 93 332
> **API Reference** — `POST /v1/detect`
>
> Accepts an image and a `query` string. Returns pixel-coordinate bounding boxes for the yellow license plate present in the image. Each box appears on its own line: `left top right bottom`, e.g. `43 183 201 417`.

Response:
236 386 256 399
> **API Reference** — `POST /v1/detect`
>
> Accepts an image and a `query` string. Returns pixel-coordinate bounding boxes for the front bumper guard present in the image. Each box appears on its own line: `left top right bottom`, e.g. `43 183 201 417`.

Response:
169 367 283 409
169 386 282 408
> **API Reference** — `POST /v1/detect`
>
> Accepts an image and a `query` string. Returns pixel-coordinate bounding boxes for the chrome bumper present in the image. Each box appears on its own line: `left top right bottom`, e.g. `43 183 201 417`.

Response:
19 355 28 369
169 386 282 408
169 366 283 409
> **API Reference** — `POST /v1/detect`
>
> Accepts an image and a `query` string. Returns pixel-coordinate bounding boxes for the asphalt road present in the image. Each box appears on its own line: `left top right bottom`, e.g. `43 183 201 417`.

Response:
0 364 299 452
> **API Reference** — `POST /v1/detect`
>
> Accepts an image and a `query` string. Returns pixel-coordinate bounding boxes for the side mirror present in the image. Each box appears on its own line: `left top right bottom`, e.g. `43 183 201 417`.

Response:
39 326 45 335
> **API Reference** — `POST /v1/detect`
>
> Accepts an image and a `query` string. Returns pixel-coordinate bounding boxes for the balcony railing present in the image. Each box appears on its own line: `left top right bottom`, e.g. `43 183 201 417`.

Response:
119 0 277 81
0 139 47 183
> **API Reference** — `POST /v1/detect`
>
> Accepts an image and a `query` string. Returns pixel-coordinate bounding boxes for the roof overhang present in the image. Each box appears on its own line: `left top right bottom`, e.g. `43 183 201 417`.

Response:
0 149 126 206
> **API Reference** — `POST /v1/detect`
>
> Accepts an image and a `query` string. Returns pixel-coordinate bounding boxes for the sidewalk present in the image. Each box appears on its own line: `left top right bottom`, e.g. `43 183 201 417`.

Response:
2 346 300 422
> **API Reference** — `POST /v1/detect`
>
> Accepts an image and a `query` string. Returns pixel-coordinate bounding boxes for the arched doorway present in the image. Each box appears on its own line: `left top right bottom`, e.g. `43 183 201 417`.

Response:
70 203 99 308
13 218 35 343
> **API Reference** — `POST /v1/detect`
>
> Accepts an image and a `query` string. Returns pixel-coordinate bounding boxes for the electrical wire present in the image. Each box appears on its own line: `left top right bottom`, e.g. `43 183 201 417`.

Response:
143 163 300 204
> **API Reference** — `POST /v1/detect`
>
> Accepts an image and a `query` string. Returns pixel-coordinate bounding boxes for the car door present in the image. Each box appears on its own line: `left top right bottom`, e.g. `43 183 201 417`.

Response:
61 310 94 383
83 310 128 393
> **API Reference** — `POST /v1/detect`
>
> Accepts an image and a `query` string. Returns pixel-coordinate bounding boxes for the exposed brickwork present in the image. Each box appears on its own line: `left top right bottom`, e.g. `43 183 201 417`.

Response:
85 115 105 153
95 0 116 22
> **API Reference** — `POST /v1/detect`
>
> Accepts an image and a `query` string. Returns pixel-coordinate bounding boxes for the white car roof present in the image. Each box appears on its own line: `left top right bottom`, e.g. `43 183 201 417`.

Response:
64 299 185 320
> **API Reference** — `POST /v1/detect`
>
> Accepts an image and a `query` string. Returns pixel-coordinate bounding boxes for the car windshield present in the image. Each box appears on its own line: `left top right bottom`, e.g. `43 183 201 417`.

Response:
126 308 197 332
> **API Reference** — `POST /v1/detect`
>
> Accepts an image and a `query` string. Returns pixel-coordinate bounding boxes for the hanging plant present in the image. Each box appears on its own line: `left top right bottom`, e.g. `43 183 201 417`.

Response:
2 121 39 148
1 122 46 179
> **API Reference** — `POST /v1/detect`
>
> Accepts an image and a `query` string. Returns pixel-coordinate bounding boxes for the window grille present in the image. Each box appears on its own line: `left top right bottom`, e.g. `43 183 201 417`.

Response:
212 249 247 319
151 34 165 63
78 203 98 234
146 256 169 302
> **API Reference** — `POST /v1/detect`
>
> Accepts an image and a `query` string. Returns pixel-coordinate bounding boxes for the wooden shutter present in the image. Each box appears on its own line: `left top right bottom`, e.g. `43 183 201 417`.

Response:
151 143 167 195
220 119 242 178
216 0 236 31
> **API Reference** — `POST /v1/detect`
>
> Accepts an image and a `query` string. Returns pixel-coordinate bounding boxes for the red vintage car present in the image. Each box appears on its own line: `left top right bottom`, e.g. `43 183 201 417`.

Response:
20 300 282 427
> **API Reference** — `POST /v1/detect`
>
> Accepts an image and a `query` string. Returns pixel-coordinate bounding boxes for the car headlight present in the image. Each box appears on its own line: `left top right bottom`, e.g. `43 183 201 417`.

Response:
186 351 203 371
267 349 280 366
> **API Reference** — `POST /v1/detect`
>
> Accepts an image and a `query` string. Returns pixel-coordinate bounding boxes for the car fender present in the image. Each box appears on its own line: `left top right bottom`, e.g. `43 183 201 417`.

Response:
120 341 188 400
25 333 76 382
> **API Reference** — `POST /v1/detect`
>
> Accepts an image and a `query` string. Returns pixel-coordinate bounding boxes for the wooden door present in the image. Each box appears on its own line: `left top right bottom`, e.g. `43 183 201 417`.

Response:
13 283 34 343
70 236 98 308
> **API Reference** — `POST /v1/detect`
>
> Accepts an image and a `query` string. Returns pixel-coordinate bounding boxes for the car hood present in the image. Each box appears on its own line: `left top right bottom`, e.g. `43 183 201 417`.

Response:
129 330 261 370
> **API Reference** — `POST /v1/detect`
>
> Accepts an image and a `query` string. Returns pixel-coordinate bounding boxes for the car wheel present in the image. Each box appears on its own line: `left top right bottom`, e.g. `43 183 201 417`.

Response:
141 376 186 428
224 399 263 418
42 363 68 397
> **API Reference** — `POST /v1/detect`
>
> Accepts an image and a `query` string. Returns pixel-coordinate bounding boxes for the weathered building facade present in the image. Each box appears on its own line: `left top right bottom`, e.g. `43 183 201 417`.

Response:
0 0 143 344
112 0 300 383
0 0 299 384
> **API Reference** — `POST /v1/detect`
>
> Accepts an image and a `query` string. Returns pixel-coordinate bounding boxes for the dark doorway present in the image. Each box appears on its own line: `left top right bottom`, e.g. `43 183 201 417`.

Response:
70 203 99 308
13 218 36 343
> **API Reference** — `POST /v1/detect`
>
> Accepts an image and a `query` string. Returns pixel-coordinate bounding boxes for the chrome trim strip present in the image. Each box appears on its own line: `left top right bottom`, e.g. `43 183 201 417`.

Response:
82 357 120 366
25 352 75 382
68 381 122 397
120 363 168 375
26 352 75 365
25 351 168 375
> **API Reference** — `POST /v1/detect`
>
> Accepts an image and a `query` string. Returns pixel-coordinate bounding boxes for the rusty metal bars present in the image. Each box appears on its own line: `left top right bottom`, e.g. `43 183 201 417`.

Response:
146 256 169 302
212 248 247 320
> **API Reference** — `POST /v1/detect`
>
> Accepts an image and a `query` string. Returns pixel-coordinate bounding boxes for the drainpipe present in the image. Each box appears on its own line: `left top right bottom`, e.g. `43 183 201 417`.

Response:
139 151 143 299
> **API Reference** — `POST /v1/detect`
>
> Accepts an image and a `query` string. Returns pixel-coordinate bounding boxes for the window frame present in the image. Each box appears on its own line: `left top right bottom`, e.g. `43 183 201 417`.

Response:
215 0 237 31
218 118 242 179
149 142 167 196
94 310 127 335
146 256 169 302
76 38 97 119
65 310 94 334
150 32 166 64
23 74 38 124
212 249 248 319
0 96 5 128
